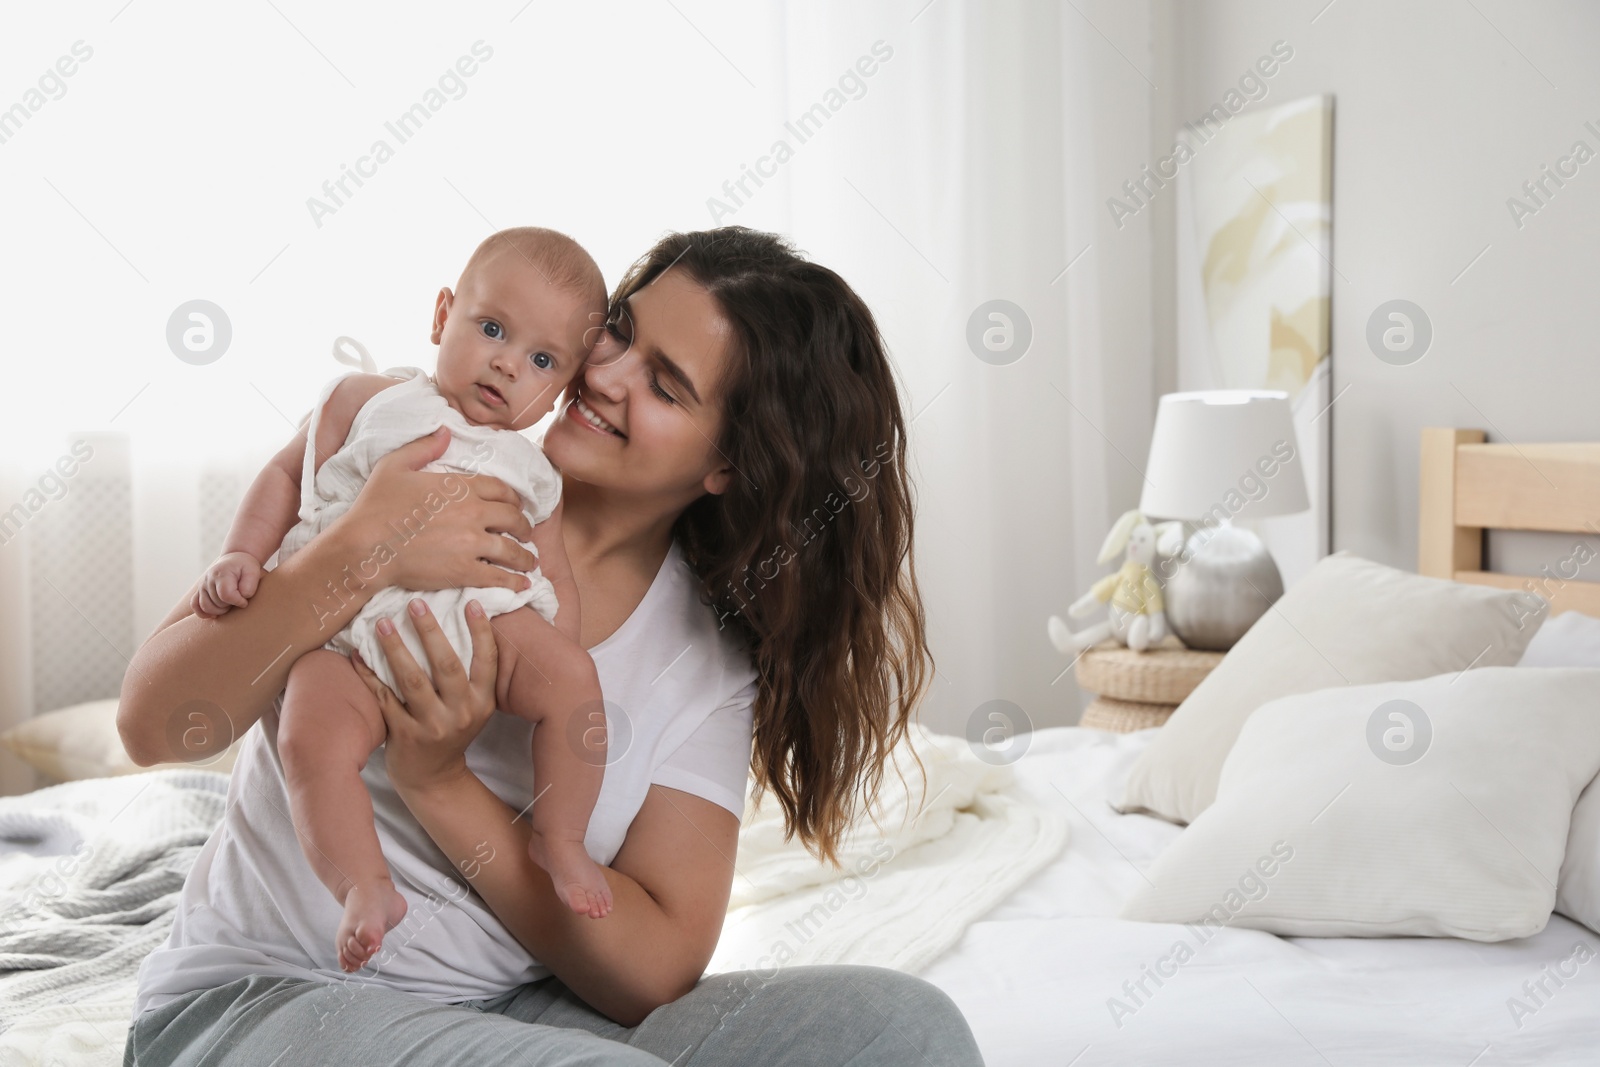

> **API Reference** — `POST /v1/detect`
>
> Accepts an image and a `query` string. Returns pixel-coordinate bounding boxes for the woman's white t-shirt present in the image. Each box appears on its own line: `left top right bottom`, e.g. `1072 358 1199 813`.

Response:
132 538 757 1015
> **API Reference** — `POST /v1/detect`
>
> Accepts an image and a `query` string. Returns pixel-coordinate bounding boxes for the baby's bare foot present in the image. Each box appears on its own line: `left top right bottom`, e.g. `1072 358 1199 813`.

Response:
528 834 613 919
336 879 408 972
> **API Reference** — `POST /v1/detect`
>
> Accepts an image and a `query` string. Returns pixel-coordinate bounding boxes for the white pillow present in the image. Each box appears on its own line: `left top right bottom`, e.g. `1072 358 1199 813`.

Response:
1518 609 1600 668
1120 668 1600 940
1513 610 1600 936
1564 780 1600 936
0 699 240 783
1117 552 1541 825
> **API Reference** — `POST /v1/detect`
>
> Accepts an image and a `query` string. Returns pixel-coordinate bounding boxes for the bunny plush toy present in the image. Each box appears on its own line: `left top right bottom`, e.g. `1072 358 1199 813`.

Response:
1047 509 1184 655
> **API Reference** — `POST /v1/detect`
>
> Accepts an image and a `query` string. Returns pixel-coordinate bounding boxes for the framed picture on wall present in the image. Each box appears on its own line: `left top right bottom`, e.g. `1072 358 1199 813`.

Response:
1174 92 1334 588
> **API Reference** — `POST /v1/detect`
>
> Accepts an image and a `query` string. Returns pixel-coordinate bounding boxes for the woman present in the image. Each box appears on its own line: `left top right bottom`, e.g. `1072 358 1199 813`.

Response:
117 227 983 1066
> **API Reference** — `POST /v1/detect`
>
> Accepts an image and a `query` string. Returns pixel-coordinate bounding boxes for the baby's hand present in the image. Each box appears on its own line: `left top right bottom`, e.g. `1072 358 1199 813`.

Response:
194 552 263 617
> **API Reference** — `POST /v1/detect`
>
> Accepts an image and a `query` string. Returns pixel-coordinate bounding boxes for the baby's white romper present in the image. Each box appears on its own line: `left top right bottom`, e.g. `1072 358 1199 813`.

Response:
276 366 561 690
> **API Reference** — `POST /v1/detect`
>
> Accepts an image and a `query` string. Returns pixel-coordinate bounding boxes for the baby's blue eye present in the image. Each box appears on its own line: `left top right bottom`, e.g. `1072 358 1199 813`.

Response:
530 352 554 370
481 321 503 339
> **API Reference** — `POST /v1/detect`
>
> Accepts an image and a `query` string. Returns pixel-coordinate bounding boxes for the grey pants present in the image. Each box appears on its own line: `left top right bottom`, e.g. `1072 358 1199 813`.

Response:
123 964 985 1066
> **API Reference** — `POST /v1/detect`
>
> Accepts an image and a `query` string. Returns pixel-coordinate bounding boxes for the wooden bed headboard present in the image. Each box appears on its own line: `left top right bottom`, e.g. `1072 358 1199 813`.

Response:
1419 427 1600 616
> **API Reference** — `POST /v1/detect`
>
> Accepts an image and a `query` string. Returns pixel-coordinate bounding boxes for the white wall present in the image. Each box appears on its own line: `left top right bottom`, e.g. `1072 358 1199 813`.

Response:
10 0 1589 777
1156 0 1600 581
0 2 1162 764
0 1 788 794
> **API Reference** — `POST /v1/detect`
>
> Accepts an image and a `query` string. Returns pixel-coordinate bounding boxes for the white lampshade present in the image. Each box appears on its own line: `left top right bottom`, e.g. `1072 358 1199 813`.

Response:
1139 390 1309 522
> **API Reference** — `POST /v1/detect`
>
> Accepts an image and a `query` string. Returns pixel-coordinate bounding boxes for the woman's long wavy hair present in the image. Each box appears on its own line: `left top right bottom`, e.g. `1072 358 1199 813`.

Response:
610 226 932 868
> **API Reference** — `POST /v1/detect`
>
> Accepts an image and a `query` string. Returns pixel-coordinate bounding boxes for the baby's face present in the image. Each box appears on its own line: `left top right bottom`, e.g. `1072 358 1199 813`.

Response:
431 252 601 432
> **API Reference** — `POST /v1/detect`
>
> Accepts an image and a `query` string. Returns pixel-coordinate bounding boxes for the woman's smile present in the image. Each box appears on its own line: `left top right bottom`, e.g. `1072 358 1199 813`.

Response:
570 393 625 438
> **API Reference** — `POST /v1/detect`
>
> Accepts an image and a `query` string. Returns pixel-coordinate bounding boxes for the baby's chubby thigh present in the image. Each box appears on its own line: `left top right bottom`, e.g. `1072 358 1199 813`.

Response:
280 650 389 770
490 606 601 730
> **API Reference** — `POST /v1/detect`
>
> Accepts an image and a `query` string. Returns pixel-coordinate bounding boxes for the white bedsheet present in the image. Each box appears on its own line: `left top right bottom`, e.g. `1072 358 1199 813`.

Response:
5 728 1598 1066
919 727 1600 1067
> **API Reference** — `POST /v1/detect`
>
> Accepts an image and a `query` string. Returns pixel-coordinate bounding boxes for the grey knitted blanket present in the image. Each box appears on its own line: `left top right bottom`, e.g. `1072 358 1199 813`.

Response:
0 769 228 1034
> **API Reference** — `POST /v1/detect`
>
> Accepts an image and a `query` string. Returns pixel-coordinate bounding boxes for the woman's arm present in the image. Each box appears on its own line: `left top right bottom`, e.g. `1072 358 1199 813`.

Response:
351 600 737 1027
117 429 541 766
411 771 735 1026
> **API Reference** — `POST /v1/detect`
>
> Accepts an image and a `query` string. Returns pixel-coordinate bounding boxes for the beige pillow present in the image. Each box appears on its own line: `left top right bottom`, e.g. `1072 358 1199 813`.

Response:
1120 668 1600 940
1117 552 1540 824
0 699 240 782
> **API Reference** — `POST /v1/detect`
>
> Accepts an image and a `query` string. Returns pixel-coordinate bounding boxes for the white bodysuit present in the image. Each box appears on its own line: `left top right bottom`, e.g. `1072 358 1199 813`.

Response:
275 367 561 691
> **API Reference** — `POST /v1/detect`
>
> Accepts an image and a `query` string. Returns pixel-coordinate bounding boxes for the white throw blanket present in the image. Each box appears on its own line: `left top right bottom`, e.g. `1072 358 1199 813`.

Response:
0 729 1067 1066
707 724 1069 975
0 769 228 1065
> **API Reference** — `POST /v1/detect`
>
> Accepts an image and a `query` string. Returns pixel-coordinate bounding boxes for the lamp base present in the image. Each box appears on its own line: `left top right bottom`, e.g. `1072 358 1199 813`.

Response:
1164 524 1284 651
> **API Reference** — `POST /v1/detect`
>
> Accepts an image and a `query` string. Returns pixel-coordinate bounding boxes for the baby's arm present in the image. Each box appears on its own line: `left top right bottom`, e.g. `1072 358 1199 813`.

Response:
528 495 581 646
194 434 306 617
195 374 402 617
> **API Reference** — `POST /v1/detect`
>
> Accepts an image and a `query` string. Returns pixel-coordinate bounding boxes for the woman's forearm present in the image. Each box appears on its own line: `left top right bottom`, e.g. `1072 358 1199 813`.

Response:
120 430 538 766
118 522 385 765
398 770 692 1027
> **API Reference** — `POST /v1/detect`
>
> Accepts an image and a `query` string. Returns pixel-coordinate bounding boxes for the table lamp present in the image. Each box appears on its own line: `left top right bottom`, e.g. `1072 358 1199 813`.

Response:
1139 390 1309 650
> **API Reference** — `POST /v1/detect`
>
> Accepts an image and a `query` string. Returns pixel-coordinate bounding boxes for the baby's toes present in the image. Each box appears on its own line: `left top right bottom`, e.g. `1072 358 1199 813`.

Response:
584 880 612 918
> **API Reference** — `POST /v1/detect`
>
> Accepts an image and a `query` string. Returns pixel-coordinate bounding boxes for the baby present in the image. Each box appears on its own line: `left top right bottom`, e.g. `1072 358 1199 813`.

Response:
195 226 614 973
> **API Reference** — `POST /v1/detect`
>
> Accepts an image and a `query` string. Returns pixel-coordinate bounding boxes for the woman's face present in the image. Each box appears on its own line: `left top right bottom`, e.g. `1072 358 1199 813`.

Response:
543 269 736 506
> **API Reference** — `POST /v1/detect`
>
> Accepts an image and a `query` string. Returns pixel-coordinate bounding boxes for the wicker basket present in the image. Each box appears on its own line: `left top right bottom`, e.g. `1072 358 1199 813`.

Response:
1074 641 1224 705
1079 696 1177 732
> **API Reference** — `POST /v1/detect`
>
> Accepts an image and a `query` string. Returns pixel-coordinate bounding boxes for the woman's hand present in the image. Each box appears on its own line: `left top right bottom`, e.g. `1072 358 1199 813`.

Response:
332 428 539 595
350 596 500 795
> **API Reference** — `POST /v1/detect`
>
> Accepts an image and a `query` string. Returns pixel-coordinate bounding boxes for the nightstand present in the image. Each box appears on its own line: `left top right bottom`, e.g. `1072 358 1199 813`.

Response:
1075 639 1223 732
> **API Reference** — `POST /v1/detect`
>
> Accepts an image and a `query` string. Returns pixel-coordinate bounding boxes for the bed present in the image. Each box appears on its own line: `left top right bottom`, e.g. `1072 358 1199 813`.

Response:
3 427 1599 1067
1418 426 1600 614
925 728 1600 1066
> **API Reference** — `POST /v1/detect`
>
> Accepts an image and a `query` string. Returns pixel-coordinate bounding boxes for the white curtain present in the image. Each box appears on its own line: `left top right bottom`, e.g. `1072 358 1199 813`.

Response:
778 1 1158 739
0 0 1158 793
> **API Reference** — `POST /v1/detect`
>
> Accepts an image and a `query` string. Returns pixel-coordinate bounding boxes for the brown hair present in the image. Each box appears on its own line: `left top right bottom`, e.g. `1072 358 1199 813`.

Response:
611 227 932 867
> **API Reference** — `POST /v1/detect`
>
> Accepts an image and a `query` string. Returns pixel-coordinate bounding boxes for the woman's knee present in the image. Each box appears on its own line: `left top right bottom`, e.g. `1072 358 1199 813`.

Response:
836 968 982 1066
856 967 971 1015
720 965 983 1066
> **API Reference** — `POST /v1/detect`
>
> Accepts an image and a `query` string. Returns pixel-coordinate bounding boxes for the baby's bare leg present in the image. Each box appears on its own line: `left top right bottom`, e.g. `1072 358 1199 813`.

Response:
280 650 408 970
493 607 612 919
